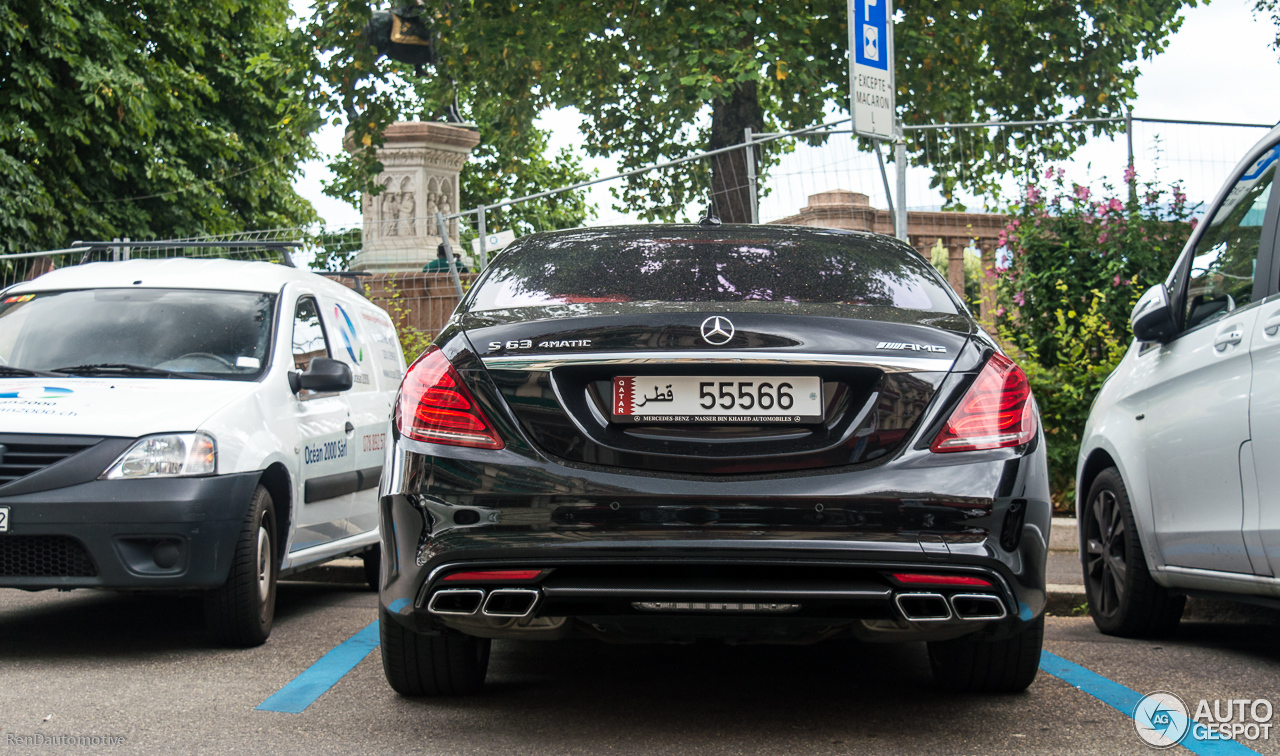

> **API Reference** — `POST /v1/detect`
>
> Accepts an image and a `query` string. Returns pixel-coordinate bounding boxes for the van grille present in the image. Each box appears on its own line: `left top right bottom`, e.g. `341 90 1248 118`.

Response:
0 437 99 486
0 536 98 577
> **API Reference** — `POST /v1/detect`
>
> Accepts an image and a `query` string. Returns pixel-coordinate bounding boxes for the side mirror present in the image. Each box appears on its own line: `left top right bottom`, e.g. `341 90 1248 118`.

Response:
289 357 353 394
1130 283 1178 343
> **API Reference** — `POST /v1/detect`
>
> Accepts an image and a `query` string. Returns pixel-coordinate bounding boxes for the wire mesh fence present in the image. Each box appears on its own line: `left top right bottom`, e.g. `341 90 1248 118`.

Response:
2 114 1271 339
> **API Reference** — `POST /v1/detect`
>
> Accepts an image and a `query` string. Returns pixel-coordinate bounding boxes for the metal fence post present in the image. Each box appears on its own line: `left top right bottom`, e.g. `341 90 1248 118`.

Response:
744 127 759 225
1125 109 1137 203
894 120 908 243
437 212 464 299
477 206 488 270
873 139 897 237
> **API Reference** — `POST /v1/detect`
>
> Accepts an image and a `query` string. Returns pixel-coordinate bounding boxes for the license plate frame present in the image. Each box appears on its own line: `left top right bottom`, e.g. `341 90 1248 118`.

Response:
0 506 8 533
612 376 823 424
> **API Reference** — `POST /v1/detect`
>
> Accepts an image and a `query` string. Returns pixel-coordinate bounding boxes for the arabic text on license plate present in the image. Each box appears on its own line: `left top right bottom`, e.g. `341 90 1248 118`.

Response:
0 506 8 533
612 376 823 423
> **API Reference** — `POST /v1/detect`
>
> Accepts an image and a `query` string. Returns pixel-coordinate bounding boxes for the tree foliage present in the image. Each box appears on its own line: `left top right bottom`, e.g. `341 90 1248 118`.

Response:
310 0 1196 221
0 0 321 253
306 0 593 231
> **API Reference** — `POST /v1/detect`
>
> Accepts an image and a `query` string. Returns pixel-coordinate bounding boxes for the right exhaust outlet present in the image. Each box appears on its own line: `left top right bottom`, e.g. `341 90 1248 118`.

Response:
949 593 1009 620
482 588 540 618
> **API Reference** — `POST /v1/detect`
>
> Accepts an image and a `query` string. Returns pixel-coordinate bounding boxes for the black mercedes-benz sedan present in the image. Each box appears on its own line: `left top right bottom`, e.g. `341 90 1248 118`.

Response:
377 224 1050 695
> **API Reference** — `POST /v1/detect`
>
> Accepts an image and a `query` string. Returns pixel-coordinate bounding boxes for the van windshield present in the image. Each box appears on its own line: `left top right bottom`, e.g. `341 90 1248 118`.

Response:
0 289 276 380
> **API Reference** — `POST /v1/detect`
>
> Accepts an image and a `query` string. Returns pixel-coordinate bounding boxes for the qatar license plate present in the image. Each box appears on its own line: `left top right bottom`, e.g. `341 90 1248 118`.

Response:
612 376 823 423
0 506 8 532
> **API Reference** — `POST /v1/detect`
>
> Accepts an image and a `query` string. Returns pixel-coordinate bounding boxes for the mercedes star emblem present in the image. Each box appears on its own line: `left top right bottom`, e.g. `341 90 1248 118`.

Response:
700 316 735 345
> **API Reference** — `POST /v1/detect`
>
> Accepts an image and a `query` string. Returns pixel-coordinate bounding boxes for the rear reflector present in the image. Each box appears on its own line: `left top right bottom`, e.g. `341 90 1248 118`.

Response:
442 569 545 582
930 352 1036 453
892 573 993 587
397 347 504 449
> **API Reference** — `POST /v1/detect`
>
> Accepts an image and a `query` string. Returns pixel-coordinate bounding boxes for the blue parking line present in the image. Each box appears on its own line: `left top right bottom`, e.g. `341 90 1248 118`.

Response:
1040 651 1262 755
256 621 380 713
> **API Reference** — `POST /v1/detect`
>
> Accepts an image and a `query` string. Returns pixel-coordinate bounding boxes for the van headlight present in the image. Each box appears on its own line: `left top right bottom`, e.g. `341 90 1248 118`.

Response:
102 433 217 479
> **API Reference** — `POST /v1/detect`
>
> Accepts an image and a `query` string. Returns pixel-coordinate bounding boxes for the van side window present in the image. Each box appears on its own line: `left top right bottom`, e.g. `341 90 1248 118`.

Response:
292 297 330 371
1183 146 1278 331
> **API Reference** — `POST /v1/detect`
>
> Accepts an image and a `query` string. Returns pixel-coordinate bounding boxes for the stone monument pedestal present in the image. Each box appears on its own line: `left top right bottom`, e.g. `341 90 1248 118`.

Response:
352 122 480 273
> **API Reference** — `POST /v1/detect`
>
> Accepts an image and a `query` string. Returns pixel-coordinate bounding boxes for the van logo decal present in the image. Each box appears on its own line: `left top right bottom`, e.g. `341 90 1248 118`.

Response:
0 386 74 399
334 304 364 363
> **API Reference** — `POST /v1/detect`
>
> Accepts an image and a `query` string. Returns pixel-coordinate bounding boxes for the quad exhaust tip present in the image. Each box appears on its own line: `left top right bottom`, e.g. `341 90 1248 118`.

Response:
894 592 952 621
950 593 1008 620
427 588 484 616
482 588 540 618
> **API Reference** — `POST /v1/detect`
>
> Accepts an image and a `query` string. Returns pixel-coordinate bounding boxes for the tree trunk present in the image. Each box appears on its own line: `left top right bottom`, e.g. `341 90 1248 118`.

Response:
707 80 764 224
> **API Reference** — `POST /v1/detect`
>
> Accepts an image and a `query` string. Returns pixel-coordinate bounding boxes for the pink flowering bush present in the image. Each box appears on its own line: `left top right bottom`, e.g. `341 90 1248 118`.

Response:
996 169 1196 508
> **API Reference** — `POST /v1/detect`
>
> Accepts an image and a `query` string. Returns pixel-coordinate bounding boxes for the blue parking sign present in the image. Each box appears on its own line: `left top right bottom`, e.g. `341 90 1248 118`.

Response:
850 0 895 138
855 0 889 71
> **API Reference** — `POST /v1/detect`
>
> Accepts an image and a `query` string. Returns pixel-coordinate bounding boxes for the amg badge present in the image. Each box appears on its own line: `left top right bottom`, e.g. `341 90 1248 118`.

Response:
876 341 947 353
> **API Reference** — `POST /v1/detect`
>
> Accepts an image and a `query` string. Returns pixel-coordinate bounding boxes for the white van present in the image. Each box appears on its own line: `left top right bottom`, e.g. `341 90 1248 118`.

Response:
0 257 405 646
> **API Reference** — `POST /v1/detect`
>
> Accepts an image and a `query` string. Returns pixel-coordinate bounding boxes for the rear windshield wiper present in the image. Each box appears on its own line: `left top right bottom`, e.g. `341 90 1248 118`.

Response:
51 363 212 380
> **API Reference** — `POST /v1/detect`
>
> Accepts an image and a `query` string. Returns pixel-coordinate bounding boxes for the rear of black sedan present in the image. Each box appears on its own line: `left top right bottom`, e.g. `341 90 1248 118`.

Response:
376 225 1050 695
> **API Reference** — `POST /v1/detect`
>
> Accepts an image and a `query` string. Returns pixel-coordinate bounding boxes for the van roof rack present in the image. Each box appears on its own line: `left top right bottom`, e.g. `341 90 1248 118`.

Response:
70 240 302 268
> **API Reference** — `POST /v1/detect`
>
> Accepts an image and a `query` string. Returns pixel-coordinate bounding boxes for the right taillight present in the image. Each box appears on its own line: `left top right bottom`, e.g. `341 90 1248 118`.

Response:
397 347 504 449
930 352 1036 453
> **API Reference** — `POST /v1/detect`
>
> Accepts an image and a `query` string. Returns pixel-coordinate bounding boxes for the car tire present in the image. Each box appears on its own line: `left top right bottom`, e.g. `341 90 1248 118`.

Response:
379 606 490 696
362 545 381 591
204 485 277 647
1082 467 1184 637
927 614 1044 693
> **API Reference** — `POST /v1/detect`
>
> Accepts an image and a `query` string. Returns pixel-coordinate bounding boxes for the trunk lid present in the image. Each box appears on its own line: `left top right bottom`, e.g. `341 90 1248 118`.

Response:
461 303 969 475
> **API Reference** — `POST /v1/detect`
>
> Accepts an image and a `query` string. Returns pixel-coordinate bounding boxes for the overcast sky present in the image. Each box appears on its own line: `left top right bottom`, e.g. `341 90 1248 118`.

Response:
295 0 1280 227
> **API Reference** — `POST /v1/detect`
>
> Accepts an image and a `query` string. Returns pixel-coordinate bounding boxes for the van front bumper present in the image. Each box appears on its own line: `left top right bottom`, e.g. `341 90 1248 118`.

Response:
0 473 260 590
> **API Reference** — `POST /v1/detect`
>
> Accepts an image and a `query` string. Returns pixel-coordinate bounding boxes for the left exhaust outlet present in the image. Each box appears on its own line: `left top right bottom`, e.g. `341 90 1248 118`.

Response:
427 588 485 616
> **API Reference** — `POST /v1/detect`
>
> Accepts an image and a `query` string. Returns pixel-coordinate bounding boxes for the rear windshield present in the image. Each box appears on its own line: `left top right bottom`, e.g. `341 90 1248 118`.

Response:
468 229 958 314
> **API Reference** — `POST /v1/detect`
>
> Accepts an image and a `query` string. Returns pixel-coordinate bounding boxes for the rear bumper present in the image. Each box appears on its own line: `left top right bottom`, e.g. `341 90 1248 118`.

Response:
0 473 260 590
378 434 1052 643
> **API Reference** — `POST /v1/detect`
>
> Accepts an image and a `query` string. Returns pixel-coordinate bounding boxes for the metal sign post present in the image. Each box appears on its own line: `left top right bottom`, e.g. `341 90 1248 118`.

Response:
849 0 895 140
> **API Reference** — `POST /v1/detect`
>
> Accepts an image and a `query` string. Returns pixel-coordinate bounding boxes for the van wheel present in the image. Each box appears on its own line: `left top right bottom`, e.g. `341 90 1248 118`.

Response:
928 614 1044 693
205 486 277 647
362 545 381 591
379 606 490 696
1082 467 1184 637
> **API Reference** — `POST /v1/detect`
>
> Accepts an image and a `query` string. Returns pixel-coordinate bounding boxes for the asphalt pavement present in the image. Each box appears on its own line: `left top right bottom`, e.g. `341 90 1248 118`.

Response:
2 561 1279 756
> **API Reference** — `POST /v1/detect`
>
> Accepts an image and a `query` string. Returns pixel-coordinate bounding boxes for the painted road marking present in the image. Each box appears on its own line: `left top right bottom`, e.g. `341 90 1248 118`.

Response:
257 621 380 714
1041 651 1263 755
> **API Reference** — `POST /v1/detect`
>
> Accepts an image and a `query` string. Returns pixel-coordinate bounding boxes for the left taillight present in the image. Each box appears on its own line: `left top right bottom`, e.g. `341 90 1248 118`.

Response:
930 352 1036 453
396 346 504 449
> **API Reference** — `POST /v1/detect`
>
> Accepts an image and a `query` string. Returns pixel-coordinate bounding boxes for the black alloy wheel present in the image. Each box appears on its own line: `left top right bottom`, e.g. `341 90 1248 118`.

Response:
1082 467 1183 637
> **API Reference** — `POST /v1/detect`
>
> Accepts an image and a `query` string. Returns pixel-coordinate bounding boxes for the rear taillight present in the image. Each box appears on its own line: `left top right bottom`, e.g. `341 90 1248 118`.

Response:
397 347 504 449
930 352 1035 453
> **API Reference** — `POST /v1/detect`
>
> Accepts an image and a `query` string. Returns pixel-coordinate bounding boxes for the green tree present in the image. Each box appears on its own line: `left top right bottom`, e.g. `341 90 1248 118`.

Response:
0 0 320 253
306 2 593 231
311 0 1195 221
